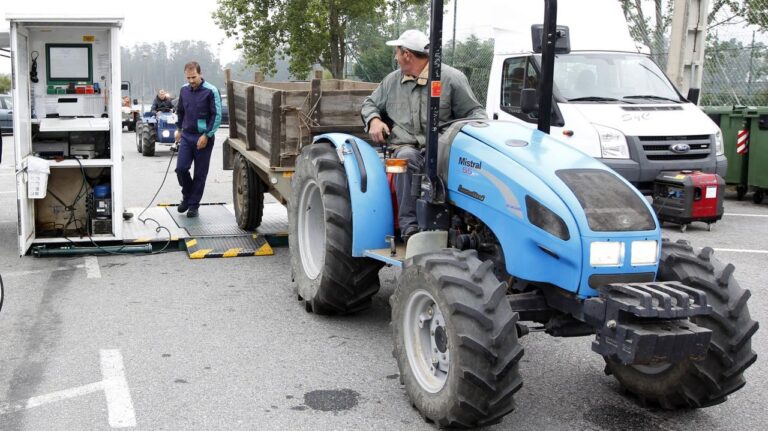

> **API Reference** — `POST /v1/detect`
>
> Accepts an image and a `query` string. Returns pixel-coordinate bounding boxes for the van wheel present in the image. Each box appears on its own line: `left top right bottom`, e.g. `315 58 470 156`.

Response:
233 153 264 230
289 142 383 315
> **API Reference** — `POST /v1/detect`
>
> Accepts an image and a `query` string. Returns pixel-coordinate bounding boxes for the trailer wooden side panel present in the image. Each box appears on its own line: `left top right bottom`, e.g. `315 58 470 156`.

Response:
227 77 377 172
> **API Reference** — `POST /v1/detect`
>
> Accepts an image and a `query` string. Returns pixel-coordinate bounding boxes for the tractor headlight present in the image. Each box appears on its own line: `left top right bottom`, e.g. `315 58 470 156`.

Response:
630 240 658 266
590 241 624 266
162 130 170 138
526 196 570 240
594 124 629 159
715 130 724 156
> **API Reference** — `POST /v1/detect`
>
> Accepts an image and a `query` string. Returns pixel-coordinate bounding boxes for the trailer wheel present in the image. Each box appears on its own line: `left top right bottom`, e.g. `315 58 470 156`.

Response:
605 238 758 409
142 126 155 157
233 153 264 230
127 120 135 132
392 249 523 428
752 189 764 204
289 142 383 315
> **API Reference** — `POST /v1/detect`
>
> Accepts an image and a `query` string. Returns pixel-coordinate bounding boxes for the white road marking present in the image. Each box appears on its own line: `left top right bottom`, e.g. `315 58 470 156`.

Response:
0 382 104 415
85 256 101 279
100 349 137 428
25 381 105 409
725 213 768 217
0 349 137 428
2 264 86 277
0 190 16 194
714 248 768 254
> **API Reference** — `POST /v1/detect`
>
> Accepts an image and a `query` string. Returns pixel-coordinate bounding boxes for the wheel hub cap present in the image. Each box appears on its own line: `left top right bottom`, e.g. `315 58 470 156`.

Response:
404 290 449 393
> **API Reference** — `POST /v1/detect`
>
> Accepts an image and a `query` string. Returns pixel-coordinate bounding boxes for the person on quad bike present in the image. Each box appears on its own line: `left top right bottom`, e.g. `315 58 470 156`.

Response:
361 29 487 241
151 89 174 114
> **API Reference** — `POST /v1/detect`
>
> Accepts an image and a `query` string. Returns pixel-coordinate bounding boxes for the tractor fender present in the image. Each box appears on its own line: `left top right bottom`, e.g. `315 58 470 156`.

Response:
313 133 394 256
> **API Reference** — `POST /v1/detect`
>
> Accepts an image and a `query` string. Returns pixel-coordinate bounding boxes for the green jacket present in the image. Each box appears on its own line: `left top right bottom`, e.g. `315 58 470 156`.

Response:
361 64 487 147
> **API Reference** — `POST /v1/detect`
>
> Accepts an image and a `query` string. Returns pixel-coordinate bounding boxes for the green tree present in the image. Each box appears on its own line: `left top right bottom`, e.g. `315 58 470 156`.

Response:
213 0 389 79
348 1 430 82
443 35 495 105
0 74 10 94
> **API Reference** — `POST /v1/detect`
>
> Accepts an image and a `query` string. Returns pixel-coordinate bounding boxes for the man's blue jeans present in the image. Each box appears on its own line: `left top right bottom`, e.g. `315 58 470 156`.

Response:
175 132 215 210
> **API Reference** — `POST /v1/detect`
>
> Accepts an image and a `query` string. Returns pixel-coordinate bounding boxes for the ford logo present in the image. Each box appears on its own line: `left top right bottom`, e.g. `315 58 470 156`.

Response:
670 143 691 153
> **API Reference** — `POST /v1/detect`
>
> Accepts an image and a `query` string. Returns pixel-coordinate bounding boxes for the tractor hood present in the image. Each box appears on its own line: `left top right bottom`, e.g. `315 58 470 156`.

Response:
459 120 609 184
447 120 660 297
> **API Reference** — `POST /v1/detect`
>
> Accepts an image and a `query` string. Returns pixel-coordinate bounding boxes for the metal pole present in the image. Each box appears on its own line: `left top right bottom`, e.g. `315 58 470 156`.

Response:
425 0 444 203
748 30 755 104
537 0 558 134
451 0 457 64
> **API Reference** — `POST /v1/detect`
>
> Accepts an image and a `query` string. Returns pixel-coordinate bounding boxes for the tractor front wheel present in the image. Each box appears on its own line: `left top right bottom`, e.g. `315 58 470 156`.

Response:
605 238 758 408
391 249 523 427
135 123 143 153
288 142 383 315
141 126 155 157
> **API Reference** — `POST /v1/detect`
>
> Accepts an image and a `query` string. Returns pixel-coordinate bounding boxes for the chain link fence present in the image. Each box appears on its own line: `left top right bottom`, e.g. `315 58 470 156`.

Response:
622 0 768 107
434 0 768 107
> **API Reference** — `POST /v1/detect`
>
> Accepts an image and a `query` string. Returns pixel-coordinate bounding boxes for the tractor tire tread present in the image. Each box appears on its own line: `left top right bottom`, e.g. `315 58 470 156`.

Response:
605 240 758 409
392 250 523 428
289 142 382 315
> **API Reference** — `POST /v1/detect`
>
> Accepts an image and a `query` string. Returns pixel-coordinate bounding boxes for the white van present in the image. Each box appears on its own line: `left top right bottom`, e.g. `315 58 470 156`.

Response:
485 0 726 193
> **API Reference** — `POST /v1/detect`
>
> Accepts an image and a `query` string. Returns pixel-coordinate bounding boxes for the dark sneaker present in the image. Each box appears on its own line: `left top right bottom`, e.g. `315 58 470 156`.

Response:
186 208 199 218
177 201 189 213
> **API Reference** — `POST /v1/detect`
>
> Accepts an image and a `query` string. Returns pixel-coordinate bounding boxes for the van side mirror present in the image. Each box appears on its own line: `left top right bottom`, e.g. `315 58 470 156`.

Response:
121 83 129 91
531 25 570 54
687 88 700 105
521 88 539 114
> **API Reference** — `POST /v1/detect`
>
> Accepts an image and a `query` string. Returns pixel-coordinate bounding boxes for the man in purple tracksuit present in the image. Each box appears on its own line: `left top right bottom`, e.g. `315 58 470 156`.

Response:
173 61 222 218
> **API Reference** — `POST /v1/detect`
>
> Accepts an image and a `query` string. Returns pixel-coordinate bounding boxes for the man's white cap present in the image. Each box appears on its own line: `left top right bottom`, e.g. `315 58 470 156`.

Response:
386 29 429 54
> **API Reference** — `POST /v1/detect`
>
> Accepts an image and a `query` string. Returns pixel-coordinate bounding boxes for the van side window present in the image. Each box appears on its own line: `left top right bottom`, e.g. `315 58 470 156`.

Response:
501 57 539 123
501 58 527 111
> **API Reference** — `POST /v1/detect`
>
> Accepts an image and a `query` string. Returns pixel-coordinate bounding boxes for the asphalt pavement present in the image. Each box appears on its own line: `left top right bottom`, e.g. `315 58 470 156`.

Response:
0 129 766 430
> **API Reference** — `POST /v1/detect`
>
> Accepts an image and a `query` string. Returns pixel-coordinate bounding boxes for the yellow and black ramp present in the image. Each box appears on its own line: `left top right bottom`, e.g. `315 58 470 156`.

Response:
184 234 274 259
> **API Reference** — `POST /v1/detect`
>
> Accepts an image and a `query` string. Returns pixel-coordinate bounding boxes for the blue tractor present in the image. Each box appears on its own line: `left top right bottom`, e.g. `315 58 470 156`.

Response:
135 108 178 157
288 0 758 427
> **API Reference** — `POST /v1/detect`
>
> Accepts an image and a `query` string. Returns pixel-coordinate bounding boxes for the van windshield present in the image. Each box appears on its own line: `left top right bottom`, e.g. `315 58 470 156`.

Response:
546 52 683 103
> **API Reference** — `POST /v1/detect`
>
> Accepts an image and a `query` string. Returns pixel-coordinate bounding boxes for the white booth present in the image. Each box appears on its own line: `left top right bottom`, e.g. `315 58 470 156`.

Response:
7 15 124 255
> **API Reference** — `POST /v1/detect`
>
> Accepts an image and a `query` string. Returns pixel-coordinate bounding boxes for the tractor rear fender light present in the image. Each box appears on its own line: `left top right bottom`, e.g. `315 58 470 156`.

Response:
385 158 408 174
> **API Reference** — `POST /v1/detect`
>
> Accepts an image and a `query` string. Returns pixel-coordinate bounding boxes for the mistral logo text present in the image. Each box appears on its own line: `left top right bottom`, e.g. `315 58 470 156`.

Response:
458 157 482 170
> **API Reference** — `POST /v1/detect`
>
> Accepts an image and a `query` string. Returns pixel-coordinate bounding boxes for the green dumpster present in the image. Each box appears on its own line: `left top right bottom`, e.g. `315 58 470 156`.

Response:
746 107 768 204
704 106 749 199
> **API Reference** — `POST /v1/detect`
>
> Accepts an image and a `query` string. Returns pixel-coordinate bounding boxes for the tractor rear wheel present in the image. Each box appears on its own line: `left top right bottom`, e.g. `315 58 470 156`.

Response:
233 153 264 230
605 238 758 408
288 142 383 315
142 126 155 157
391 249 523 428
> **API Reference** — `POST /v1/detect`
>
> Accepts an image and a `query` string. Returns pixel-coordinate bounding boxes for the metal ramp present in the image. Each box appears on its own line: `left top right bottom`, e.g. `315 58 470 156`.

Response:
122 203 288 258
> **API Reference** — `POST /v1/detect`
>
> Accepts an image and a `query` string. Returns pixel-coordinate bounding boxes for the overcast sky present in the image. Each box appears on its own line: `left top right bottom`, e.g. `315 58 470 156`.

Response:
0 0 239 75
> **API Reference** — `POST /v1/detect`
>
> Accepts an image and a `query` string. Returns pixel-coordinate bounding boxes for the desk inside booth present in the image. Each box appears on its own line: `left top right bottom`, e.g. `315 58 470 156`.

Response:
38 117 110 132
32 117 110 160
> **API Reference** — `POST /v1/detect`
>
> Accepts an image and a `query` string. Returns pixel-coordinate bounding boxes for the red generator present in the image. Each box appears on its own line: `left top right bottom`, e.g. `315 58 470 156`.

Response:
652 171 725 232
